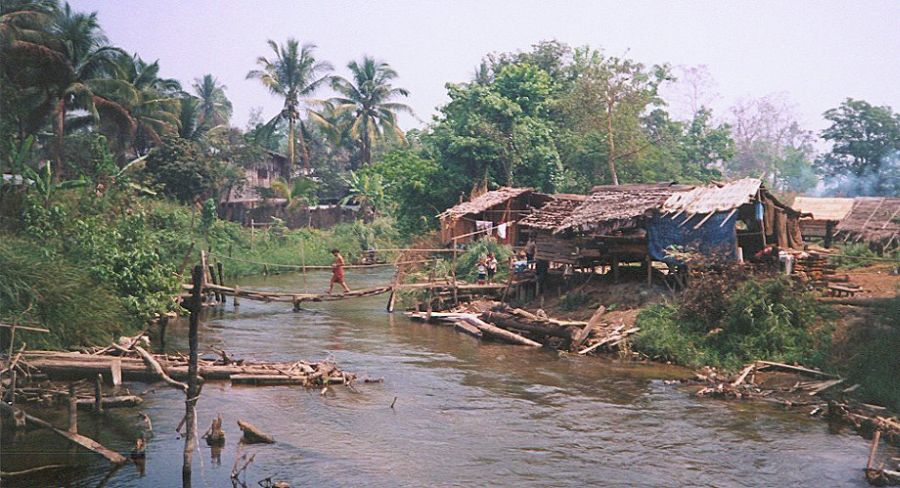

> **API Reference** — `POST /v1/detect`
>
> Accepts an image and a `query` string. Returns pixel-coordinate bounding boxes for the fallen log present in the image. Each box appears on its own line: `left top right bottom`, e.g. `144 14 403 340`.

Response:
76 395 143 410
756 360 838 379
134 345 188 391
453 321 483 338
237 420 274 444
457 317 542 347
577 327 640 355
572 305 606 350
0 402 126 464
481 311 577 340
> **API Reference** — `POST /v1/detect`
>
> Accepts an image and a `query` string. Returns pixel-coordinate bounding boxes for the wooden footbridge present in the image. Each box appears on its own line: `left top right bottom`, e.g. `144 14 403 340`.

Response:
188 250 535 312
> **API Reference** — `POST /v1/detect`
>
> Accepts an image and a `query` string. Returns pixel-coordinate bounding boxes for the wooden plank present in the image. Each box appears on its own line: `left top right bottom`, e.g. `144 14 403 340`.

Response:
572 305 606 349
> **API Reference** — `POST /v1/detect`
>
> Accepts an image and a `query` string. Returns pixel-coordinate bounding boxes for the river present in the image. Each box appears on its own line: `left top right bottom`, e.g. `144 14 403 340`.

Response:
0 268 876 487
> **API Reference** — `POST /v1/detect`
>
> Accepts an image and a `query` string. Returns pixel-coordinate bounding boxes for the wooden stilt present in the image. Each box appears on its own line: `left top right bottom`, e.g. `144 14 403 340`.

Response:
67 383 78 434
233 286 241 308
94 374 103 413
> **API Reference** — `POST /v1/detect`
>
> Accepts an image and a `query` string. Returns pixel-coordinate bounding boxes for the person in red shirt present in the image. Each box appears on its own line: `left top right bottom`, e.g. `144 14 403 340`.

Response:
328 248 351 295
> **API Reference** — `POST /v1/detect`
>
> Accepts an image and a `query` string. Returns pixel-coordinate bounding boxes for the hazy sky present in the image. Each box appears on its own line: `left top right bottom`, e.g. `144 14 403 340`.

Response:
69 0 899 134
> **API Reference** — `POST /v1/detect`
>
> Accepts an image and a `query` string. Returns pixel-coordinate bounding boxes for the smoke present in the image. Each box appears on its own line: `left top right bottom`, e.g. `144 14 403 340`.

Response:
818 150 899 197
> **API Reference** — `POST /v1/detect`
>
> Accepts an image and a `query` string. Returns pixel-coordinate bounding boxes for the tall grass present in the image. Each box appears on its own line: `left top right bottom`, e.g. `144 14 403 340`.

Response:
0 237 138 350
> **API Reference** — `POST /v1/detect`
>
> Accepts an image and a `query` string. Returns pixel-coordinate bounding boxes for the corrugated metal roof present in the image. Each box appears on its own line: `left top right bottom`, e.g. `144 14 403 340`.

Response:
661 178 762 215
792 197 855 221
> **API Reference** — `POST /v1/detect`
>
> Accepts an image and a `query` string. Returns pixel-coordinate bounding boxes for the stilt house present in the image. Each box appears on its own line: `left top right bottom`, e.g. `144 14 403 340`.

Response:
438 187 552 245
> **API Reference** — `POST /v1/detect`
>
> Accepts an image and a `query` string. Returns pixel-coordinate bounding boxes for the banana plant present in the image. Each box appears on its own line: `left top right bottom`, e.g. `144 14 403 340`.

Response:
21 161 89 206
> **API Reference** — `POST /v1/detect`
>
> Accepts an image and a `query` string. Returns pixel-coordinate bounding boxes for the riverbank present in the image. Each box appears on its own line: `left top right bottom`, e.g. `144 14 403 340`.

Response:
1 268 887 486
0 189 401 350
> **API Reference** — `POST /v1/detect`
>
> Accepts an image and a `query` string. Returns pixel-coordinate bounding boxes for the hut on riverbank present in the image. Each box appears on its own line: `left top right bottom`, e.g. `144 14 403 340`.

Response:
653 177 805 263
835 197 900 251
792 197 855 243
519 194 588 265
438 187 552 245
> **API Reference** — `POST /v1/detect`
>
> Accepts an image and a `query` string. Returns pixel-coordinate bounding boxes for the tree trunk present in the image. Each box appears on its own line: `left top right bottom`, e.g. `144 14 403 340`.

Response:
55 98 66 182
287 116 296 178
298 122 310 174
605 100 619 185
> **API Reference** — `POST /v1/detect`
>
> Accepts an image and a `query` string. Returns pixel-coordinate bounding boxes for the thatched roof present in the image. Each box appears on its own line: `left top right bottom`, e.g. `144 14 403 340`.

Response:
556 183 694 234
835 197 900 247
792 197 855 221
661 178 763 215
519 194 587 231
438 187 535 220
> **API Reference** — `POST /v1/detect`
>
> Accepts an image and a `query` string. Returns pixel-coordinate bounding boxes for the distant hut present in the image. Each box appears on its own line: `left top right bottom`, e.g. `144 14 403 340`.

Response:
834 197 900 251
791 196 854 246
438 187 552 245
519 194 588 265
220 150 290 224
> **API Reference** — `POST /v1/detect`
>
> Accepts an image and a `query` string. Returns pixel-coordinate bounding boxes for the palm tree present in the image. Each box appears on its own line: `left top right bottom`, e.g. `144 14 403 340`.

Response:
330 56 413 166
193 74 232 130
246 39 332 175
98 53 182 157
8 2 127 172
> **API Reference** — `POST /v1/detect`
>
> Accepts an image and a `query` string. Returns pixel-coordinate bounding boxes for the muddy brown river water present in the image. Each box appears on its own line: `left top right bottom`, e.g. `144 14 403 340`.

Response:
0 269 877 487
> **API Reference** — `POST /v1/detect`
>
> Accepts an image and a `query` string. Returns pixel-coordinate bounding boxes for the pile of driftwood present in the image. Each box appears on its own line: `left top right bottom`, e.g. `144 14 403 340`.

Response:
21 347 358 389
406 302 639 353
685 359 900 486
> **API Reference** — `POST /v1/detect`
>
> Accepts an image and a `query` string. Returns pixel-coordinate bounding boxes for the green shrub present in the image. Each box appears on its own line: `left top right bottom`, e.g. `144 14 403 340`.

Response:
832 243 879 269
634 277 832 370
841 295 900 411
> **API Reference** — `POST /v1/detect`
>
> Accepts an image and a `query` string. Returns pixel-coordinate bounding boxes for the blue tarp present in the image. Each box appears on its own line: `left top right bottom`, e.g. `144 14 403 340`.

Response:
647 211 738 264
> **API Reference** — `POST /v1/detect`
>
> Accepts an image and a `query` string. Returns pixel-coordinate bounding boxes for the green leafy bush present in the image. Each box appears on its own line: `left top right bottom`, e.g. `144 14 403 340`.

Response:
634 277 832 370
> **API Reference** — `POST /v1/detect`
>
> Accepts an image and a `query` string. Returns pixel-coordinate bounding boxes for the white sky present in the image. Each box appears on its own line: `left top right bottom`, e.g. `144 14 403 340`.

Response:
70 0 900 134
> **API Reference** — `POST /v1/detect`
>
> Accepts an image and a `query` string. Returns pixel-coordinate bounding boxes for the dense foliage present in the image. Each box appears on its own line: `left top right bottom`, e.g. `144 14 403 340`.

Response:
634 276 833 370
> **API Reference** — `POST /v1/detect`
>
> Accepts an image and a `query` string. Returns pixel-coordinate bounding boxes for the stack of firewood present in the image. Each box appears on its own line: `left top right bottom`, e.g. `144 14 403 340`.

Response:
793 253 845 288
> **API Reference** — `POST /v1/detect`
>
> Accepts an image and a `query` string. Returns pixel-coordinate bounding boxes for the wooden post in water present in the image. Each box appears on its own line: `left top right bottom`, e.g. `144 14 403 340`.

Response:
94 374 103 413
183 265 203 485
233 286 240 309
110 359 122 387
67 383 78 434
7 370 16 405
216 262 225 290
451 238 459 306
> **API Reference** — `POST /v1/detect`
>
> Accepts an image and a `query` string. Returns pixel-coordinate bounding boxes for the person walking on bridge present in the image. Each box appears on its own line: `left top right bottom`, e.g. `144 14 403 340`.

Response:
328 248 351 295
